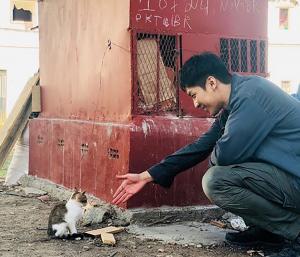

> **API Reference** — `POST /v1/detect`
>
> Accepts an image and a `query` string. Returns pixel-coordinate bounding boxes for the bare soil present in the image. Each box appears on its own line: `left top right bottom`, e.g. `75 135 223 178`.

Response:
0 181 277 257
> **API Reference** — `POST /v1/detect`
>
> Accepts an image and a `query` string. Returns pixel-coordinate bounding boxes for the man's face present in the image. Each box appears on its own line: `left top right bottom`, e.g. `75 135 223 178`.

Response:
186 77 224 117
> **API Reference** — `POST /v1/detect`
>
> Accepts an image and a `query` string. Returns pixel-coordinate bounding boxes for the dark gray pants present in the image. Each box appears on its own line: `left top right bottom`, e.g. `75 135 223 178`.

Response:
202 162 300 240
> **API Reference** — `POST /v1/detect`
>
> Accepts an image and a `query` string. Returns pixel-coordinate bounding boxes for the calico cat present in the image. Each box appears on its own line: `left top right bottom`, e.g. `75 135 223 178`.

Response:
47 189 87 239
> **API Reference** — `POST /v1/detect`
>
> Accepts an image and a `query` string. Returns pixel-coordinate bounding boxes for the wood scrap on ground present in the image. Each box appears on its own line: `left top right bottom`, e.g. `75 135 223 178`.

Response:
101 232 116 245
37 195 50 203
85 226 125 245
210 220 227 229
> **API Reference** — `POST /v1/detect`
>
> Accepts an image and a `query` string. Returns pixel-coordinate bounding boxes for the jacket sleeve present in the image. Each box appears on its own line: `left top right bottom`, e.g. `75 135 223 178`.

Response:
212 97 277 166
148 111 228 188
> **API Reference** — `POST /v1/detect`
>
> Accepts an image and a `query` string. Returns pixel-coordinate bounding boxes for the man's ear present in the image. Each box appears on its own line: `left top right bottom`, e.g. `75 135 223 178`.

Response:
207 76 217 91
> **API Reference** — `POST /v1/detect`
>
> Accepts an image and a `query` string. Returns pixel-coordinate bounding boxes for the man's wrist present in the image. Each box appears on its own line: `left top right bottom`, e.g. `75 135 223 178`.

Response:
139 171 153 183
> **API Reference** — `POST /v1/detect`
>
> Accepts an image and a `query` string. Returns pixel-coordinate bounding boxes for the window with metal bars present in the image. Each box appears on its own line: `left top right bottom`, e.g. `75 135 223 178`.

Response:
220 38 267 75
133 33 180 115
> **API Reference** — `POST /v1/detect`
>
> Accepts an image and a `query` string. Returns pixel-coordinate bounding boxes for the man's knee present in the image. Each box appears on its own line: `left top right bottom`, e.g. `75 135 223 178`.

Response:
202 166 226 201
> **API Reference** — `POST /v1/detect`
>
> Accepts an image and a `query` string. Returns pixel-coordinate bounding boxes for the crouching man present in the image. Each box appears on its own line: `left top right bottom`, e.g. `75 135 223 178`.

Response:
113 52 300 257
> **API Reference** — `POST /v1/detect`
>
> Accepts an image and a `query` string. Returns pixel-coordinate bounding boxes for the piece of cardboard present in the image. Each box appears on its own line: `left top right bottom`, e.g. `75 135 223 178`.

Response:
85 226 125 236
210 220 226 229
101 232 116 245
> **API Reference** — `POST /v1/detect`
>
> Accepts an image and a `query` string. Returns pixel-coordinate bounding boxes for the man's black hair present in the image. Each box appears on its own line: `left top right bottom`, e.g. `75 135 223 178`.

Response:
179 52 232 91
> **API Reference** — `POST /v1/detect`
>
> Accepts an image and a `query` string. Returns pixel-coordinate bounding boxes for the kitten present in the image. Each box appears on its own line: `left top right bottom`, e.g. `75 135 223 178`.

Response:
47 189 87 239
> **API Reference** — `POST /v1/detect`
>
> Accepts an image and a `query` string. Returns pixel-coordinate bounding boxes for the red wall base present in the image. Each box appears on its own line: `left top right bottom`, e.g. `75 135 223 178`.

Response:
29 116 212 208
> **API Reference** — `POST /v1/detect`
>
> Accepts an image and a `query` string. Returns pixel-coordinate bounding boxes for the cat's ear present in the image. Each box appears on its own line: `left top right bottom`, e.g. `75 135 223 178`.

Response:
74 187 79 193
82 191 86 195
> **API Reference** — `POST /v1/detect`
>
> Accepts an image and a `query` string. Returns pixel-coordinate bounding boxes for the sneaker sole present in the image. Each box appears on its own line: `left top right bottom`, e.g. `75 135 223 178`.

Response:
225 239 286 248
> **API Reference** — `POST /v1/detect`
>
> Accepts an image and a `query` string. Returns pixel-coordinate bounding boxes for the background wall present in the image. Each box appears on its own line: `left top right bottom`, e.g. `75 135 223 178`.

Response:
0 0 39 123
268 0 300 93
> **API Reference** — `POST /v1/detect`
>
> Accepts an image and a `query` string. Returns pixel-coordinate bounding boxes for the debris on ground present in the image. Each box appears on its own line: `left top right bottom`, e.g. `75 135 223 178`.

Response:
81 202 111 226
210 220 227 229
0 181 282 257
22 187 47 196
230 217 248 231
85 226 125 245
221 212 248 231
101 232 116 245
37 195 50 203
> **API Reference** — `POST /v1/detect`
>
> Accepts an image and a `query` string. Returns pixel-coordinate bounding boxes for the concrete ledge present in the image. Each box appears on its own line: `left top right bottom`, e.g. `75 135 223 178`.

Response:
130 205 225 225
19 175 224 226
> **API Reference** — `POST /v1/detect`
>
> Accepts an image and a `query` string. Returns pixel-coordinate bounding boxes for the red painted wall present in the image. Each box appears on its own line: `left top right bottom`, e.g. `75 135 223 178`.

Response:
130 0 267 37
30 0 268 208
38 0 132 122
30 119 131 204
128 116 213 207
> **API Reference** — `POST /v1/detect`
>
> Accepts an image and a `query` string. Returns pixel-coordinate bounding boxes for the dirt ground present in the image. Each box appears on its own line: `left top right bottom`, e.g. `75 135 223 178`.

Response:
0 181 279 257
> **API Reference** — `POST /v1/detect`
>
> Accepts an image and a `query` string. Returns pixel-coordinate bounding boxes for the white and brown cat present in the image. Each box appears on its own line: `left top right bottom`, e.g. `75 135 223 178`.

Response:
47 189 87 239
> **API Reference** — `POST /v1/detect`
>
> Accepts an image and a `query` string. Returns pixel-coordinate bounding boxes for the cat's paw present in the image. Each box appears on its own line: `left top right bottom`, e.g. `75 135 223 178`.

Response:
71 233 84 240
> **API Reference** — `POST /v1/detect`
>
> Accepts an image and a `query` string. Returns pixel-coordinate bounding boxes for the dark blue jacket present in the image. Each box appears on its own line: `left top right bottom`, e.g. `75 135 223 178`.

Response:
148 74 300 188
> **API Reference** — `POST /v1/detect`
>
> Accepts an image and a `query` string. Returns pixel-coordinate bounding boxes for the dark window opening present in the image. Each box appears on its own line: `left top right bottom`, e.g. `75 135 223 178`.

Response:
12 4 32 22
160 35 177 68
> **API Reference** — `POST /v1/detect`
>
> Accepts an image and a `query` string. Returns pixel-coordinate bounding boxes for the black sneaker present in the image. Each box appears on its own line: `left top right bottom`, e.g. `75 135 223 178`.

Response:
225 226 285 247
267 246 300 257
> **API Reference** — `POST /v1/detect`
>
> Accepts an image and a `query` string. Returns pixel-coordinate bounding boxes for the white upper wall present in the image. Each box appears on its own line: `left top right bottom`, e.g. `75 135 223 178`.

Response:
0 0 39 116
268 1 300 44
268 0 300 93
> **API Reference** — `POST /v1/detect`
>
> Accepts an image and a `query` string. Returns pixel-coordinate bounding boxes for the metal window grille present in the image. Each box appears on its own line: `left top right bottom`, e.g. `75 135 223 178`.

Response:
250 40 258 73
220 38 267 75
260 41 266 73
133 33 180 115
220 39 229 70
240 40 248 72
230 39 239 72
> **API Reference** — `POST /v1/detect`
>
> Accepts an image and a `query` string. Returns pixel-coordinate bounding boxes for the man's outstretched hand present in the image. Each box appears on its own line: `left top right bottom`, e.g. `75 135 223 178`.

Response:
112 171 153 205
